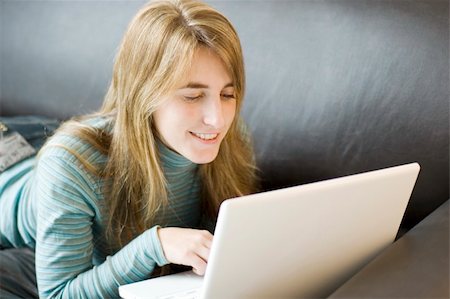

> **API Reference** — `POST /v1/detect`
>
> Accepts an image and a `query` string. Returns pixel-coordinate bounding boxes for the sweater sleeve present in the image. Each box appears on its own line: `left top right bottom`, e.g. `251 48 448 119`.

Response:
34 150 169 298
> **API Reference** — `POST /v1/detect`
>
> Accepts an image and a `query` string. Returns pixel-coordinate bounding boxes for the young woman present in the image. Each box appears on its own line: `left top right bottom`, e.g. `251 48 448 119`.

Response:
0 0 258 297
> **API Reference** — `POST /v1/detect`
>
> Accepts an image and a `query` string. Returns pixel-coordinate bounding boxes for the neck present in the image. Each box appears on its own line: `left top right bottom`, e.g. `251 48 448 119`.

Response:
156 139 198 173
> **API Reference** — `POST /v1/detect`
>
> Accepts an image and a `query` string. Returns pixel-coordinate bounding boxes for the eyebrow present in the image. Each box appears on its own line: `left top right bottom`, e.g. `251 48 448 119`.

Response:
180 82 234 89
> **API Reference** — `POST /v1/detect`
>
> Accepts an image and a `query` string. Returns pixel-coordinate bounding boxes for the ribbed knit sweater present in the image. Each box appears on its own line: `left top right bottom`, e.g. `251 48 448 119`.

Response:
0 116 202 298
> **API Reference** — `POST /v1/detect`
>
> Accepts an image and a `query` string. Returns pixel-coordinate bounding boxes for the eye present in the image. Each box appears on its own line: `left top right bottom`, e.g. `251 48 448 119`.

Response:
221 93 236 100
183 94 203 102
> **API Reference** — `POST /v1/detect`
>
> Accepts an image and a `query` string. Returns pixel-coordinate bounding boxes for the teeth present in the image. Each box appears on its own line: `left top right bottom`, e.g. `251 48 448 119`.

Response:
192 132 218 140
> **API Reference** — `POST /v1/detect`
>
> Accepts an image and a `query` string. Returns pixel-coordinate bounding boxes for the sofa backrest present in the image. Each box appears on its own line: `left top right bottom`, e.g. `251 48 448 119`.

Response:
1 0 448 231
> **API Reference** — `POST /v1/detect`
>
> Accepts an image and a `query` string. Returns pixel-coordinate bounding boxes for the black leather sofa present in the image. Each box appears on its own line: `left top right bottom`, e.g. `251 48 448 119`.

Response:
1 0 448 298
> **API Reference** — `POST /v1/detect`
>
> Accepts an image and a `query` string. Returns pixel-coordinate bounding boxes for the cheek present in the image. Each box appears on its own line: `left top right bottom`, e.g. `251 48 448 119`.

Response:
153 105 179 141
154 102 198 136
152 111 162 134
181 107 199 125
224 101 237 126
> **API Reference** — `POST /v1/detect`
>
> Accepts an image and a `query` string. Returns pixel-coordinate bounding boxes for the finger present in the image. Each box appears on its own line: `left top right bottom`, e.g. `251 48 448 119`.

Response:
190 254 207 276
195 243 211 263
204 235 213 249
199 230 213 249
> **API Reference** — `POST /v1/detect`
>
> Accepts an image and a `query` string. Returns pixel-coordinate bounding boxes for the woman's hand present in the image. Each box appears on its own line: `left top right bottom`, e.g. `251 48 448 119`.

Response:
157 227 213 275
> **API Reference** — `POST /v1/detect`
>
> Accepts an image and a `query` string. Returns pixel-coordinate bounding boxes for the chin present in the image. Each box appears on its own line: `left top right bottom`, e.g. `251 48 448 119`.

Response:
188 150 219 164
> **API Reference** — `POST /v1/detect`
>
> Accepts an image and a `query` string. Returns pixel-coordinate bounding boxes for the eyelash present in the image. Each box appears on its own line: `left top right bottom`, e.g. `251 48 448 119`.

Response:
221 94 235 100
183 94 235 102
184 95 202 101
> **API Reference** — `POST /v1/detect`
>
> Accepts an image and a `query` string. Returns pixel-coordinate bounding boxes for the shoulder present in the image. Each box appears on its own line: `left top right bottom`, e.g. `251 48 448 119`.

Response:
37 115 113 180
31 116 116 216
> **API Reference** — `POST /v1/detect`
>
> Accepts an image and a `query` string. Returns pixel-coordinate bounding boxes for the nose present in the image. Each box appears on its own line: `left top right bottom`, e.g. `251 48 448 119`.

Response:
202 96 225 129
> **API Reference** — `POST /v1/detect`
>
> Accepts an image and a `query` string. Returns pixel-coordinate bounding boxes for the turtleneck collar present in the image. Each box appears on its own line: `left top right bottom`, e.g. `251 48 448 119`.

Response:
156 139 198 173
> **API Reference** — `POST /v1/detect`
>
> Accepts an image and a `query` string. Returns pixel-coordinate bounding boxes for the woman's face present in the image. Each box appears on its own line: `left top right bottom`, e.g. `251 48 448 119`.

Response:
153 47 237 164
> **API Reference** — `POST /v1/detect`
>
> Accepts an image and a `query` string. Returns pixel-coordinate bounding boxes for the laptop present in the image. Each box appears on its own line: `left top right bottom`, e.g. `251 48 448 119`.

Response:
119 163 420 299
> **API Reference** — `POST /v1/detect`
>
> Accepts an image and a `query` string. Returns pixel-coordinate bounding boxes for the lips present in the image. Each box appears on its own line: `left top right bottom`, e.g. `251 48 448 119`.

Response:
190 131 219 141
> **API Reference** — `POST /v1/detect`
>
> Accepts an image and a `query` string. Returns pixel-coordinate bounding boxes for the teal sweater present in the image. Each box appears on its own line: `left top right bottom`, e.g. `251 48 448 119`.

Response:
0 117 202 298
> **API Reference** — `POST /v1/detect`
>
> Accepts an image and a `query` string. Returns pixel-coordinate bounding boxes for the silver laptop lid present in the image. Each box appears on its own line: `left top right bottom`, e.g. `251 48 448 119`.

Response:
201 163 420 298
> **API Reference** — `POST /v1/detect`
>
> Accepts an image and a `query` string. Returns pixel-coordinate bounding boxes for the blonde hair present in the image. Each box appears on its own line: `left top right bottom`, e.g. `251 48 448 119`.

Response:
42 0 258 248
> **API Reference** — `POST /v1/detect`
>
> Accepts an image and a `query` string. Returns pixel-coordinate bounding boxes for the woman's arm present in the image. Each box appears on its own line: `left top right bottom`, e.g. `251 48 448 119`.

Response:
34 150 168 298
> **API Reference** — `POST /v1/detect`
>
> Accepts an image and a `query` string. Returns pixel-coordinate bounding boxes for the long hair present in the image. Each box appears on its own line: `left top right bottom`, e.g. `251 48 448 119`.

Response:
42 0 258 248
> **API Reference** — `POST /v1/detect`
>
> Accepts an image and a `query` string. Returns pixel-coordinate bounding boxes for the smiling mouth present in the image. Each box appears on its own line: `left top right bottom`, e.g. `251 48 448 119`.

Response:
190 132 219 141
